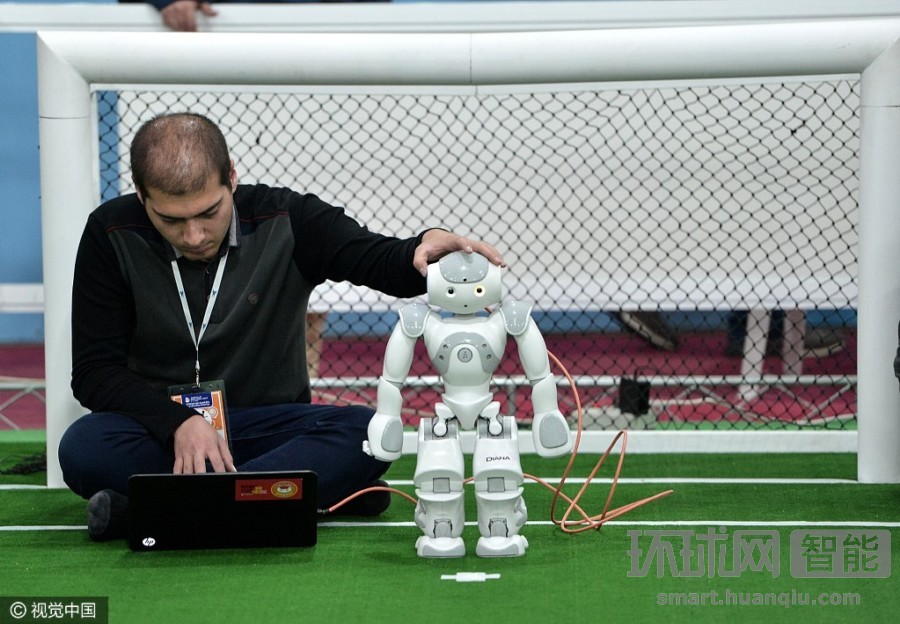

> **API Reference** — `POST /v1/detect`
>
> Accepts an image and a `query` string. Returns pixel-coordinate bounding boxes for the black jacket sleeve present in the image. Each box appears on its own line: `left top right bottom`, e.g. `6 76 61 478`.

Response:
70 214 197 445
288 193 428 297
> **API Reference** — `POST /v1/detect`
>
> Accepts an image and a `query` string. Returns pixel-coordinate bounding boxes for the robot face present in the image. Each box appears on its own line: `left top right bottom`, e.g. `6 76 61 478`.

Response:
427 251 502 313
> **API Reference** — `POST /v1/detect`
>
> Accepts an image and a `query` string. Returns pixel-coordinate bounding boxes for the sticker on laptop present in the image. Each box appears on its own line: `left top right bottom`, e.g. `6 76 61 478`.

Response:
234 478 304 502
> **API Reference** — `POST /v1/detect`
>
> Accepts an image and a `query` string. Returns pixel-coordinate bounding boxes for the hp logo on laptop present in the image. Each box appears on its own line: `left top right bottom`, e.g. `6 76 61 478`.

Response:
141 537 157 548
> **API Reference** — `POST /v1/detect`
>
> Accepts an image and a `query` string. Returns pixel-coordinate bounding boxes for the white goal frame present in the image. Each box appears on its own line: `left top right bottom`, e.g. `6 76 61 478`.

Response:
36 19 900 486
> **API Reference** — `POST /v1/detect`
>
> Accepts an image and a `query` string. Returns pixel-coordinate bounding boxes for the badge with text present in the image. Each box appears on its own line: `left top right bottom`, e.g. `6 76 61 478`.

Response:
169 380 231 450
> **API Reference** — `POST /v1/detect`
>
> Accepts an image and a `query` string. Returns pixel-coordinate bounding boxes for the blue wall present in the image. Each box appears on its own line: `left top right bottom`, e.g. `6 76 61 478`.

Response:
0 0 113 342
1 30 44 342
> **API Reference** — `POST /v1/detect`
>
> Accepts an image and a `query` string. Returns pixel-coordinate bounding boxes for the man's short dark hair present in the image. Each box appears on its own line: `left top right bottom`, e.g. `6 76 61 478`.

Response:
130 112 231 199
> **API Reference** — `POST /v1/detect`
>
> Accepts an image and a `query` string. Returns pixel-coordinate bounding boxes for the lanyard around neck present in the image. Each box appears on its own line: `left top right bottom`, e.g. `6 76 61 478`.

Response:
171 250 229 386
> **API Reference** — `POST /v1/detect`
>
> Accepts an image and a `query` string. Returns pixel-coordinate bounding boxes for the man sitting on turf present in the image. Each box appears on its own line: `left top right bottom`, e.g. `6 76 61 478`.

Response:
58 111 504 541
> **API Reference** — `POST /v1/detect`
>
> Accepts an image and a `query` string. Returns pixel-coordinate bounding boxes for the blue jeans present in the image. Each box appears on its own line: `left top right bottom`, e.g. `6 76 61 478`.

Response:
58 403 390 508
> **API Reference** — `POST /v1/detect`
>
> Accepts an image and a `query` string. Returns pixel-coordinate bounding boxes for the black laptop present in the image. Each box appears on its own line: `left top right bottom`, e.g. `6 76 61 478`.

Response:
127 471 318 551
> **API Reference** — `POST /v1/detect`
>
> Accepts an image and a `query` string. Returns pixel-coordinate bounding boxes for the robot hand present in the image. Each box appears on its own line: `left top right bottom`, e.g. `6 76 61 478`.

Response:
363 413 404 462
531 409 573 458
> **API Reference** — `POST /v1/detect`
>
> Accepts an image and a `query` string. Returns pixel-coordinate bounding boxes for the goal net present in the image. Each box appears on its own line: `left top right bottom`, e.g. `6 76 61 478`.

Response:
96 77 858 433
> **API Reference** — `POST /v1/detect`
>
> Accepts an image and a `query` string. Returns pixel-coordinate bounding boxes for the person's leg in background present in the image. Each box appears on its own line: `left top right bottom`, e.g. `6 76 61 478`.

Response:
725 310 844 358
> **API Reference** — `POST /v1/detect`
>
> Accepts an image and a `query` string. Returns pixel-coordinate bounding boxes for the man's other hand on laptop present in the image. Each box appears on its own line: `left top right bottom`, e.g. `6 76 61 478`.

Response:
174 415 236 474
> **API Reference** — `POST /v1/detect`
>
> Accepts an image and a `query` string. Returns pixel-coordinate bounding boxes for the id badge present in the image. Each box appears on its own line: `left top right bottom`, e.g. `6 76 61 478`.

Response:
169 379 231 450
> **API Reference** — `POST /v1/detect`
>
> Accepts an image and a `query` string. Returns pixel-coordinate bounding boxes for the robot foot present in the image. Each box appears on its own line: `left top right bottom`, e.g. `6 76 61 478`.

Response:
416 536 466 558
475 535 528 558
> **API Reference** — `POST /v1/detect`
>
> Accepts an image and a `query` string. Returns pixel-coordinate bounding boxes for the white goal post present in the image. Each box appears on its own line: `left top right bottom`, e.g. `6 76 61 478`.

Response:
36 19 900 485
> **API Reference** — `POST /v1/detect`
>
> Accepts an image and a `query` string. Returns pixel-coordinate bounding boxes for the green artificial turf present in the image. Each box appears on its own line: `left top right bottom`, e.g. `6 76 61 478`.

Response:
1 438 898 624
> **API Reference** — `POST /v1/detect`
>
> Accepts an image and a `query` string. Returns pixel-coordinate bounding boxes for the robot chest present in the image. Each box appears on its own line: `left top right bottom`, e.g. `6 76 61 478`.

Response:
430 331 503 377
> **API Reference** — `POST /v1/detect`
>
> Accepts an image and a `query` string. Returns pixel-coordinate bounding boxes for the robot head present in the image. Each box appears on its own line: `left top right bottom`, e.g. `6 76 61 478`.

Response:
427 251 502 314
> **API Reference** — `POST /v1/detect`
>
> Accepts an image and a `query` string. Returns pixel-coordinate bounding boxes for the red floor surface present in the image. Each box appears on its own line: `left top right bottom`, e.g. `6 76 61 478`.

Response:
0 344 45 430
0 330 857 430
315 330 857 426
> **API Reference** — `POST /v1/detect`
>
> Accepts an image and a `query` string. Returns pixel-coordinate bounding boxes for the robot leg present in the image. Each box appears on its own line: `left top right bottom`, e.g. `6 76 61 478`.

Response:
472 415 528 557
413 416 466 558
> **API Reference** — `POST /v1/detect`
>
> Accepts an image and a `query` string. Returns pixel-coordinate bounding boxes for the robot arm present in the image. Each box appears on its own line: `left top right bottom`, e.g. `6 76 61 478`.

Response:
363 303 430 461
500 301 573 458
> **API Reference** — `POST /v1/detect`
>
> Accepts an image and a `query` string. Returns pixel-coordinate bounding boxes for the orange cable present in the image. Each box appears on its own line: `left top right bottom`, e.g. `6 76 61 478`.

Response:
327 485 417 514
329 318 673 528
533 350 673 533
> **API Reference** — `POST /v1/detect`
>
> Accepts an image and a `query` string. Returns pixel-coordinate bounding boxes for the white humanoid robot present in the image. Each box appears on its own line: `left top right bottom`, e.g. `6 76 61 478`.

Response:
363 251 573 558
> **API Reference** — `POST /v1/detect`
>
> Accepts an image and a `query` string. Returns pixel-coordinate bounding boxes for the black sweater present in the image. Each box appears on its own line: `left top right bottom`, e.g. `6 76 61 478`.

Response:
71 184 426 445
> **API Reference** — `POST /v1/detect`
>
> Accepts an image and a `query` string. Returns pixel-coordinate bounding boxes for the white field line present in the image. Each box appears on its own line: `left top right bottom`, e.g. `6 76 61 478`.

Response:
4 520 900 532
389 478 861 486
320 520 900 528
0 525 87 531
0 477 863 492
2 477 890 532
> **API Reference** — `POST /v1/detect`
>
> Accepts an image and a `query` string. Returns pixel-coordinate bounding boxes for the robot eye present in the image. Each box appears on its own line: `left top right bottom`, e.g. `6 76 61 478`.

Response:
446 287 455 297
474 286 485 297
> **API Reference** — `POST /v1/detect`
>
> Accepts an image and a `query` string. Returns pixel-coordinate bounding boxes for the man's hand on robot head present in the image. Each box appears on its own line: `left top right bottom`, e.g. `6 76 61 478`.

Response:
413 230 506 277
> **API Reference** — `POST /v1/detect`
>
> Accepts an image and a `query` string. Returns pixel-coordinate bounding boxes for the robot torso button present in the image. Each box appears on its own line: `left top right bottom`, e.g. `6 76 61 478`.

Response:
434 332 500 376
